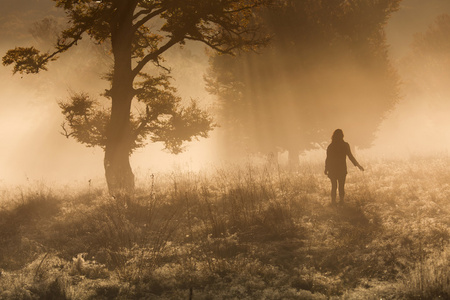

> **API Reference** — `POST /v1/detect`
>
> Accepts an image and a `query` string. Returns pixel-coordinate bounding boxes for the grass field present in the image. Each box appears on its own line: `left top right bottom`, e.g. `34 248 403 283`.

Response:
0 154 449 299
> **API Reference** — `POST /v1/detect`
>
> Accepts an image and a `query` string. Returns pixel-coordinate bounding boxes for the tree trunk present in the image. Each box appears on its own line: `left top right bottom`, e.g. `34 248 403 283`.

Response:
104 76 135 194
104 1 136 195
104 147 135 195
104 106 135 194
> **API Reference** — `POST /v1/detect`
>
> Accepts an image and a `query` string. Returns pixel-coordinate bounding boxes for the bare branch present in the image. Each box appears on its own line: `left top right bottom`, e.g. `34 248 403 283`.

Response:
152 58 171 73
133 8 152 20
133 7 167 30
132 36 182 78
60 122 74 139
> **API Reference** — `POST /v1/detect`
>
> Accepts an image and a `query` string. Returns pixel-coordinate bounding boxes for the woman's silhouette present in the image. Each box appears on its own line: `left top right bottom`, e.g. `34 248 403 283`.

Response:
325 129 364 205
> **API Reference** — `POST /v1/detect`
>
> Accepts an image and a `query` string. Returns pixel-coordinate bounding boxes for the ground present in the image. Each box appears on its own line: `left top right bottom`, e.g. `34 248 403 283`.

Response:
0 155 449 299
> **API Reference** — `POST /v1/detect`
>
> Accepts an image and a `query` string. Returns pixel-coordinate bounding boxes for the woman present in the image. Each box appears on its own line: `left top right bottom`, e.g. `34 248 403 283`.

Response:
325 129 364 205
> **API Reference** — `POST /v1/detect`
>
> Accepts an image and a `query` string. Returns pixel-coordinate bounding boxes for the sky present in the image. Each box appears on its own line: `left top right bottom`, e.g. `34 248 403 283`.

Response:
0 0 449 187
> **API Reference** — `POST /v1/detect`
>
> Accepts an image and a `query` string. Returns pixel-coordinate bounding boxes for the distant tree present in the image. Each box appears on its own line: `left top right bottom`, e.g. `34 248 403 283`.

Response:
3 0 271 193
29 17 60 46
399 14 450 144
407 14 450 94
207 0 401 163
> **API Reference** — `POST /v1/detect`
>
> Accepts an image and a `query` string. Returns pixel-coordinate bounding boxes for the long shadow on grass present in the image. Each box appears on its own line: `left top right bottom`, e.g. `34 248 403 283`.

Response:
308 200 383 287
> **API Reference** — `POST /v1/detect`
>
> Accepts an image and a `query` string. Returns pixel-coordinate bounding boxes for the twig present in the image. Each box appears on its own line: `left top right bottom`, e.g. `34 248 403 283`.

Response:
34 252 49 280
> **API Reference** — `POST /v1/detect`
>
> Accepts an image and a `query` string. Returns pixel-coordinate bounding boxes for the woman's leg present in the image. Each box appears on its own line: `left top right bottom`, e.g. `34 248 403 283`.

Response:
338 175 346 202
330 177 337 204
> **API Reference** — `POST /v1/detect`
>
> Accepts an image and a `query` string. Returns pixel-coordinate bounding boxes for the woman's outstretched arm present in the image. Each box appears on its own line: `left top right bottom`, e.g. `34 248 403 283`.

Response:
346 144 364 171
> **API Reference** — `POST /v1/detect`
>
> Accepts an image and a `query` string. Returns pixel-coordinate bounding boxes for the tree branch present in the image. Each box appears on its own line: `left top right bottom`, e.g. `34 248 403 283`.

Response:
133 107 151 141
133 8 152 20
184 36 237 55
132 36 183 78
133 7 166 30
60 122 74 139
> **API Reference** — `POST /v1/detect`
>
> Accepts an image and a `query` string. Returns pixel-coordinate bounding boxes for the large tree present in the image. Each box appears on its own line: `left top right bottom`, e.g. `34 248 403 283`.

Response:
3 0 270 193
207 0 401 163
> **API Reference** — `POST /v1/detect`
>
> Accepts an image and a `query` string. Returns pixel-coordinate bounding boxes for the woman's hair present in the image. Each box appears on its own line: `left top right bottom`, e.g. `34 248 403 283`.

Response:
332 129 344 142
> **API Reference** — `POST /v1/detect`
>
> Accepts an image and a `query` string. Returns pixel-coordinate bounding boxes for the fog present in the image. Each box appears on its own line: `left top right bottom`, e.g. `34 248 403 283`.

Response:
0 0 450 186
375 1 450 157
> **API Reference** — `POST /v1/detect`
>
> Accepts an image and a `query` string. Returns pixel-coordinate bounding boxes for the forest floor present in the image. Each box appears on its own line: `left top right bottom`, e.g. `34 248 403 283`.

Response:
1 154 450 299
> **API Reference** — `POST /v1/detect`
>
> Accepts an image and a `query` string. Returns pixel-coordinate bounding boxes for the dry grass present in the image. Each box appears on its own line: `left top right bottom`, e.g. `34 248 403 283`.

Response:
0 155 449 299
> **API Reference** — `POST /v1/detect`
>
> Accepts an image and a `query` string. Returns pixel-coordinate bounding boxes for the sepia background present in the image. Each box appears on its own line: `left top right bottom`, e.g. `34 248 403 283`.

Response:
2 1 450 298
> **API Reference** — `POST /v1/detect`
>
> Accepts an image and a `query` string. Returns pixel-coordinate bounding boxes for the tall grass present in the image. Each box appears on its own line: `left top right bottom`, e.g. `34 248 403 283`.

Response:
1 155 450 299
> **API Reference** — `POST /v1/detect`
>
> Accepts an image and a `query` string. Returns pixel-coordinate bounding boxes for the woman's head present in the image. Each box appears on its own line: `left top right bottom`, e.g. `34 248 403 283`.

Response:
332 129 344 142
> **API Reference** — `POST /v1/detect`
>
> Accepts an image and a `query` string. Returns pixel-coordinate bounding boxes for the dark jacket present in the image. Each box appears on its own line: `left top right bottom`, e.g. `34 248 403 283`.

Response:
325 141 359 178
